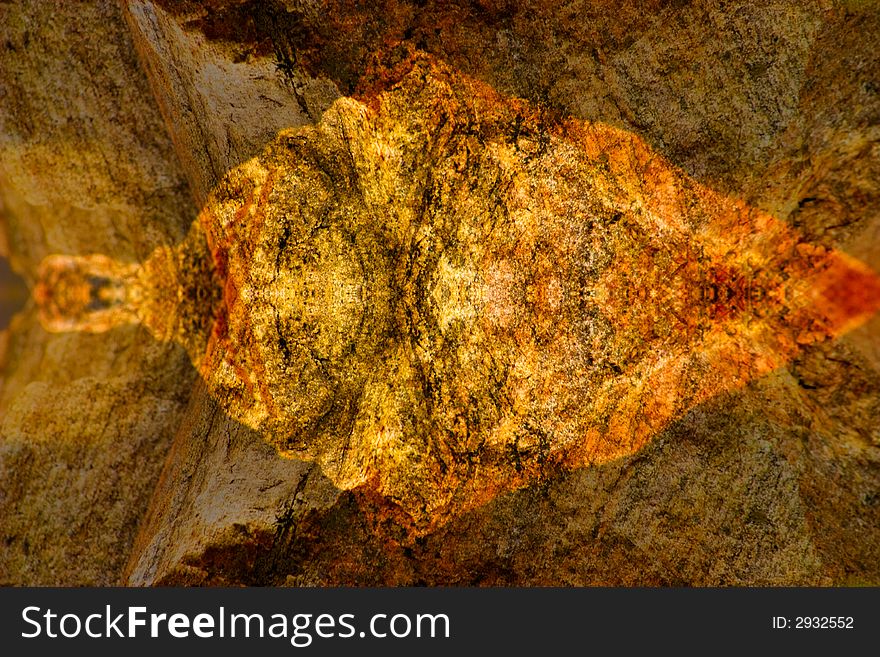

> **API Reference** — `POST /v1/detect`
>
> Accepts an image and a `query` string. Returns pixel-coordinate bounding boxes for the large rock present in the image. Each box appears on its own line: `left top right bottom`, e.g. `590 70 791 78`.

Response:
1 0 879 586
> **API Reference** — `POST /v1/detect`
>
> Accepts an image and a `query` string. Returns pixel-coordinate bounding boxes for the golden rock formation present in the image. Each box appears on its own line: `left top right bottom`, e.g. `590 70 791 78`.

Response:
32 58 880 530
4 0 880 587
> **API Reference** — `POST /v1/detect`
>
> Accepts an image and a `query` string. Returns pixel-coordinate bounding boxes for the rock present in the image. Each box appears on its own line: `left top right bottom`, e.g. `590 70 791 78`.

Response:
0 0 196 585
1 0 879 586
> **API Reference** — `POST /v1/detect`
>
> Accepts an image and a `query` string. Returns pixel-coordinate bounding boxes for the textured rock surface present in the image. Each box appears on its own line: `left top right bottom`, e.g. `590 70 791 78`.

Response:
1 0 880 586
0 1 195 274
122 0 340 205
0 0 197 585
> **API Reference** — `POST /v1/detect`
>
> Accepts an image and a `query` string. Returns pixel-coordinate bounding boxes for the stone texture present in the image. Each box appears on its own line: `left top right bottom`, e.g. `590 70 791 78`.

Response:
0 0 196 275
121 0 340 205
1 0 879 586
0 0 197 585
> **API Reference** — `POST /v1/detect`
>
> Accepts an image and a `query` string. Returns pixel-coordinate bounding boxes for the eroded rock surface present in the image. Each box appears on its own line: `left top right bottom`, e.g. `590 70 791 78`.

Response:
30 58 879 535
0 0 197 585
2 0 880 586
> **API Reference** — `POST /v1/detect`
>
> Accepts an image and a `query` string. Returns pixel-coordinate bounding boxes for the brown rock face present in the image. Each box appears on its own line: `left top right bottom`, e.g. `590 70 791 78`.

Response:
0 0 197 586
2 0 880 585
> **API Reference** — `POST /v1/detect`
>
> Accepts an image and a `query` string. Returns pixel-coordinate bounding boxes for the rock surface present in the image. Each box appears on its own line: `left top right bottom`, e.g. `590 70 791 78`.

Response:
0 0 196 585
1 0 879 586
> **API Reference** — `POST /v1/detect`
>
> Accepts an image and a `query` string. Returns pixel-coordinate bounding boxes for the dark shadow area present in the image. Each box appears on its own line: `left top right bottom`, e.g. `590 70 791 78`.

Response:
0 255 28 332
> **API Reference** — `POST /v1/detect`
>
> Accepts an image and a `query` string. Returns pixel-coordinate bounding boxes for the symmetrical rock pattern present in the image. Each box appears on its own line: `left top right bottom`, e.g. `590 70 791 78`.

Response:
2 0 880 585
31 59 880 529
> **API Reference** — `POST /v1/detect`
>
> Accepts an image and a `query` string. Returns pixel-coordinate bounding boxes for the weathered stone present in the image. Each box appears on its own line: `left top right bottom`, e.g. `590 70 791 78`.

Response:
2 0 880 587
0 0 196 585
